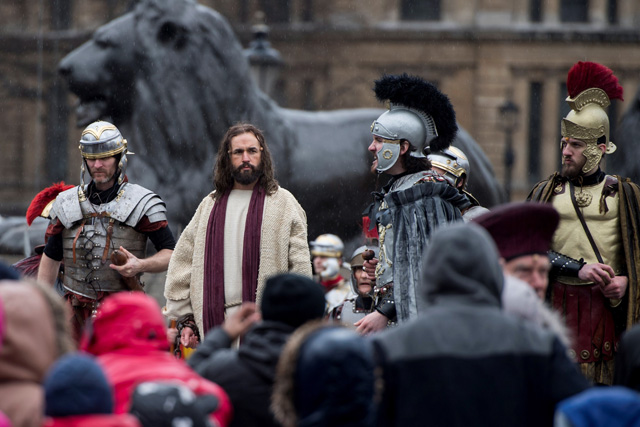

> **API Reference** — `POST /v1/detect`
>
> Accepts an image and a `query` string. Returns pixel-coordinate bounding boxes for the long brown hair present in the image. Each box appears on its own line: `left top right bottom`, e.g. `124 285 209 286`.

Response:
401 140 431 174
212 123 278 199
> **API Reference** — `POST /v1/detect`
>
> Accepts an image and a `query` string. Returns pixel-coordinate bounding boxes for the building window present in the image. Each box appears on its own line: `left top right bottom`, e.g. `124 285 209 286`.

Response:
530 0 542 22
302 0 314 22
400 0 441 21
239 0 250 23
50 0 73 30
609 98 619 143
558 82 571 167
260 0 291 23
560 0 589 22
302 79 315 111
607 0 618 24
528 82 543 184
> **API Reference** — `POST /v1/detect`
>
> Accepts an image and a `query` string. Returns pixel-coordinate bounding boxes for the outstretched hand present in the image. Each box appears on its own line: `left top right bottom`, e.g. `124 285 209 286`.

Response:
222 303 262 340
109 246 143 277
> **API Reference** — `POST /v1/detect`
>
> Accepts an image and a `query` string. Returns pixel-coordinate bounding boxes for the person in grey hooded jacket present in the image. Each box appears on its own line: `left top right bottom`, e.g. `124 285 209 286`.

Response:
372 222 589 427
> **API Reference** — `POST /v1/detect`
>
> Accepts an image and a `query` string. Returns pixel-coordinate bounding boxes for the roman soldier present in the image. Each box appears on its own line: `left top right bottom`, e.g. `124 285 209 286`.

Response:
358 74 470 333
528 62 640 384
428 146 489 221
37 121 175 339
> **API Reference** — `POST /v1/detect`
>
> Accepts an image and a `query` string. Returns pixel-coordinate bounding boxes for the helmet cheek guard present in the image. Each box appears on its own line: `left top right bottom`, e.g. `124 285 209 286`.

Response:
375 140 402 173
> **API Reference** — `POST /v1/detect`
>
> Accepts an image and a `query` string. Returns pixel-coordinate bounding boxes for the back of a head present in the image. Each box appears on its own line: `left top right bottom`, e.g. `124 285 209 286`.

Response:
421 222 504 306
0 280 61 382
0 280 73 427
555 386 640 427
261 273 326 328
44 352 113 417
273 323 376 427
130 382 219 427
615 324 640 391
81 292 168 356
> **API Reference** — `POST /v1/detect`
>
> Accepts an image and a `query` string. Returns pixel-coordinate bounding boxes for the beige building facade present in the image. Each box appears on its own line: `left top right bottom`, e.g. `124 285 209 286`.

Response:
1 0 640 215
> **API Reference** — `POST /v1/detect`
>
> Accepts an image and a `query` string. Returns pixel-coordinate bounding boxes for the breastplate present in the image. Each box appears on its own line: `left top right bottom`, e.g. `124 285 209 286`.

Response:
62 206 147 299
552 179 624 284
337 299 370 327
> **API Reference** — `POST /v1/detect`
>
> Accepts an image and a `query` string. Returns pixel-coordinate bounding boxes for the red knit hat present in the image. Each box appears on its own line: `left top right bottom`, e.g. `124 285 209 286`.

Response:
473 202 559 261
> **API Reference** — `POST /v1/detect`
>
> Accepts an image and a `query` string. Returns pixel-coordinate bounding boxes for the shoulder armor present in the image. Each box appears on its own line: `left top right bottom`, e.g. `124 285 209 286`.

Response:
110 183 167 226
50 186 85 228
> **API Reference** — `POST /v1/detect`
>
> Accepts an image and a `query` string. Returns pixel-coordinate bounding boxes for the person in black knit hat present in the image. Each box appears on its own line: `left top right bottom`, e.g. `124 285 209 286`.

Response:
188 273 326 427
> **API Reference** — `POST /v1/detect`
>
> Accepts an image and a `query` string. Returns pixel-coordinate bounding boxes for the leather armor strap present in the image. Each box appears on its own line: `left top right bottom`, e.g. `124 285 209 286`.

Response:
569 181 604 264
102 218 115 263
72 219 86 264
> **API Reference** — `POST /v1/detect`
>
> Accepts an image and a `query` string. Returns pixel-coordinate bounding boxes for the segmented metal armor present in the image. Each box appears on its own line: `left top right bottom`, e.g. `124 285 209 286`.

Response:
50 183 167 298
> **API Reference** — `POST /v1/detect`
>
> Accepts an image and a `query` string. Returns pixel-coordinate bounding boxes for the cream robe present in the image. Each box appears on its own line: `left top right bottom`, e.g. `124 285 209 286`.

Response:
163 187 312 333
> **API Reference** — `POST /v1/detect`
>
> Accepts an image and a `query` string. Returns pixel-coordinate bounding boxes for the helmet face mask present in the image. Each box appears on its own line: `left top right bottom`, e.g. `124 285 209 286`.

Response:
370 105 435 172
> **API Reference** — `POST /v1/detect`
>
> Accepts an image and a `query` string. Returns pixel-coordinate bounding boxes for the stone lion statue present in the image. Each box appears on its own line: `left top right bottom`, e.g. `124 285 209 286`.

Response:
57 0 504 240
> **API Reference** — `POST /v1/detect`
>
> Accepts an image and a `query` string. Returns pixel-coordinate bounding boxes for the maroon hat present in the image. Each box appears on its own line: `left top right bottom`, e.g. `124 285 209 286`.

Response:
472 202 559 261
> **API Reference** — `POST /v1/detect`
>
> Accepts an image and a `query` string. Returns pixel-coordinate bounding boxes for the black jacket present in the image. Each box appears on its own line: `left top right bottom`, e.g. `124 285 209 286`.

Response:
372 222 589 427
189 321 295 427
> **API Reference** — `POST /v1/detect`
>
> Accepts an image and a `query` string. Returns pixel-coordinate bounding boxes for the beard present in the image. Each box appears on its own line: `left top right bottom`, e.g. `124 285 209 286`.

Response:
560 157 585 179
232 162 263 185
89 169 116 185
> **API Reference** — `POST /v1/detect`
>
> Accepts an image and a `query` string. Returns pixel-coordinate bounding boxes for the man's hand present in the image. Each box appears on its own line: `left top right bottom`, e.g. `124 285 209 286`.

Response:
578 263 615 287
355 311 388 335
601 275 628 300
363 258 379 282
109 246 143 277
222 303 261 341
180 326 199 348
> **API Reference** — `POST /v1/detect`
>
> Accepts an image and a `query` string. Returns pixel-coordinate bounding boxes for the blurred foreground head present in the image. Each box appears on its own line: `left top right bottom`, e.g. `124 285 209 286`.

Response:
272 322 377 427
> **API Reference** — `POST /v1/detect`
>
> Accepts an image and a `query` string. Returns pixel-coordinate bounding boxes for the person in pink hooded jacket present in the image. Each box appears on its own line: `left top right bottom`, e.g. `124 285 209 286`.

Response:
80 292 232 427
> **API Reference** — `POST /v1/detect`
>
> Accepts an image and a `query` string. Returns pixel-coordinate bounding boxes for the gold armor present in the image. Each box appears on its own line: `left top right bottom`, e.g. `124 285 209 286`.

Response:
551 180 624 285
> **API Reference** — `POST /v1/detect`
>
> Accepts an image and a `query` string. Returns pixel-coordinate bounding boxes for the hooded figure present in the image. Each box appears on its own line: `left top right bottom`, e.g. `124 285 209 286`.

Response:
0 280 74 427
272 322 377 427
554 386 640 427
372 223 589 427
80 292 232 427
361 74 470 334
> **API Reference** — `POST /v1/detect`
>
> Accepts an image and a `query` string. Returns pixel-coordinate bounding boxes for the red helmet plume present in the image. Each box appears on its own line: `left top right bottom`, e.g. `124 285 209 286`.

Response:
567 61 624 101
26 182 74 225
